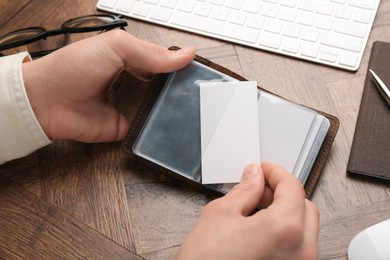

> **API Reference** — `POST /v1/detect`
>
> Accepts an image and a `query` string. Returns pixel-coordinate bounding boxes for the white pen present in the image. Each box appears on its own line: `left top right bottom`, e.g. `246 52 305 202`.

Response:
369 69 390 108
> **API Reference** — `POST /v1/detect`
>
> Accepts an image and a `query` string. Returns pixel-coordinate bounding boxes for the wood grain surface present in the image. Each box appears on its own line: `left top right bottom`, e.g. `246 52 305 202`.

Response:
1 0 390 259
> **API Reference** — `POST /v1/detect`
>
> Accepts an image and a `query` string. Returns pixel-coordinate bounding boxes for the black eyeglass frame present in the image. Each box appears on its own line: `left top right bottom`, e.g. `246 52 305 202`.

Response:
0 14 128 56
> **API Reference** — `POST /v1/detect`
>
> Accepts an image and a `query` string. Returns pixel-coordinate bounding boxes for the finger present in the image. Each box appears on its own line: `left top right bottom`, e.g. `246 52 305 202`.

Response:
258 185 274 208
126 44 196 74
109 30 196 74
303 199 320 255
222 164 265 216
262 161 305 205
126 67 155 81
86 106 130 142
114 112 130 141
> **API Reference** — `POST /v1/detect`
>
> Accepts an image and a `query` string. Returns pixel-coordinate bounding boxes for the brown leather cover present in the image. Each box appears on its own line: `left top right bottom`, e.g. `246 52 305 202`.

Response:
347 41 390 181
109 49 339 198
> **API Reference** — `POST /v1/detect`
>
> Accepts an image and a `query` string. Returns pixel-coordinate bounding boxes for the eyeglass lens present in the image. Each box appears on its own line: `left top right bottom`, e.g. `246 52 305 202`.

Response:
64 15 117 29
0 15 126 52
0 28 45 46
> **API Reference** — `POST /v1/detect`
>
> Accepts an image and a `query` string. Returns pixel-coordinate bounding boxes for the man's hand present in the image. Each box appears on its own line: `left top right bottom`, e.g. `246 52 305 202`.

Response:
22 29 195 142
176 161 319 260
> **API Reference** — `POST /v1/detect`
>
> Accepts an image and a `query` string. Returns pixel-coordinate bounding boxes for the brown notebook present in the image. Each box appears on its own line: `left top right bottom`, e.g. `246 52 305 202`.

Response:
347 41 390 181
109 49 339 198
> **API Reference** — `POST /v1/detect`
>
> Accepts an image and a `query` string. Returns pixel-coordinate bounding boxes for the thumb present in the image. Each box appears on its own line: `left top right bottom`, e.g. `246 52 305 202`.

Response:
126 46 196 80
223 164 265 216
110 31 196 73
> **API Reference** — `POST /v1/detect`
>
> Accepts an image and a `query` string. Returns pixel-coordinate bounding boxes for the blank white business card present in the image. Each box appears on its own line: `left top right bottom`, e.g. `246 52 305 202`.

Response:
199 81 260 184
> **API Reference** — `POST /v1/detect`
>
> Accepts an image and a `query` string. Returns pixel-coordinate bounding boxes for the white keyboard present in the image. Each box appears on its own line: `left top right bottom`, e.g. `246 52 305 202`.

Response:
97 0 380 71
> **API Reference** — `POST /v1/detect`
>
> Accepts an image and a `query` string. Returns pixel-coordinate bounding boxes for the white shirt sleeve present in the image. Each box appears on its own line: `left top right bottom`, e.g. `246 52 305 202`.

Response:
0 52 51 164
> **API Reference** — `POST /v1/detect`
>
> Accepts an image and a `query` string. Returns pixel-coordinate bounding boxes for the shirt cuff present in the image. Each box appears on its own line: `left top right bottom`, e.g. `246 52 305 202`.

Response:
0 52 52 164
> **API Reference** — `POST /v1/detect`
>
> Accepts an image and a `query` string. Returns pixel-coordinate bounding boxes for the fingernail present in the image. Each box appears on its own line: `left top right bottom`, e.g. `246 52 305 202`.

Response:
241 164 259 181
176 46 193 55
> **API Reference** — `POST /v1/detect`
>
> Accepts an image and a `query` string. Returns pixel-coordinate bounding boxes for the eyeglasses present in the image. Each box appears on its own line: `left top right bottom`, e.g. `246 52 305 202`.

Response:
0 14 128 58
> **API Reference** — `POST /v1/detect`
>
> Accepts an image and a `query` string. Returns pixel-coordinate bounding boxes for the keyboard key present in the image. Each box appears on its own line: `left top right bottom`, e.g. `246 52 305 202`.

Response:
258 31 282 49
98 0 117 9
209 0 225 5
150 7 172 21
316 2 334 16
283 23 301 38
319 47 339 63
280 0 298 8
243 1 261 14
334 6 353 20
349 0 376 10
177 1 195 13
334 20 367 38
264 20 283 34
301 28 320 42
212 7 230 21
315 16 334 30
144 0 159 4
320 32 363 52
279 7 298 22
282 38 301 53
298 0 316 12
171 12 260 43
339 51 358 67
194 3 212 17
229 11 247 25
330 0 346 3
247 15 265 29
297 12 316 26
132 2 152 16
353 9 372 24
261 3 279 18
301 43 319 58
115 0 135 13
160 0 177 9
226 0 244 10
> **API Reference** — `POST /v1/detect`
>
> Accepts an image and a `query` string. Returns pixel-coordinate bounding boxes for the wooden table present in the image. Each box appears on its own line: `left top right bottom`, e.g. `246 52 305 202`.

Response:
1 1 389 259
